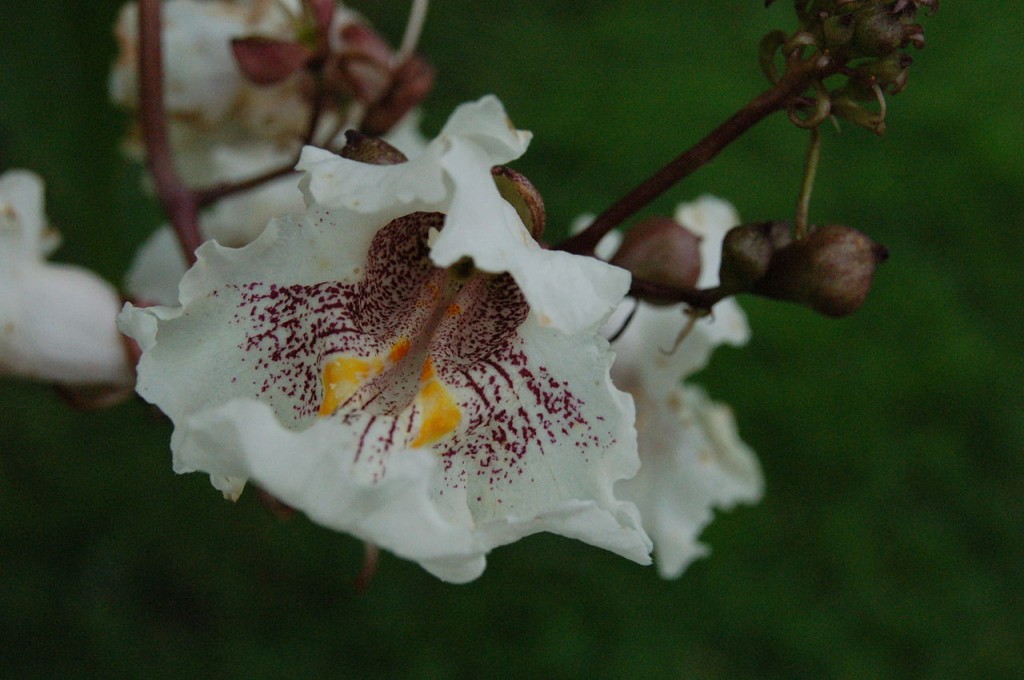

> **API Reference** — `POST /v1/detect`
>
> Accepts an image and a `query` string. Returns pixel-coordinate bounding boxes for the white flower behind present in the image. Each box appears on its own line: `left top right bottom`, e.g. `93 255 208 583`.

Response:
120 97 651 583
111 0 429 306
0 170 132 387
600 196 763 578
110 0 356 167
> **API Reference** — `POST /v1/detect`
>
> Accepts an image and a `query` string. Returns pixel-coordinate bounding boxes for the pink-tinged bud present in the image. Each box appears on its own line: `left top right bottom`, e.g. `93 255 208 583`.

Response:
610 217 702 304
231 36 313 86
305 0 336 40
339 130 408 165
719 221 794 292
753 224 888 317
361 55 436 136
325 24 394 103
339 23 393 68
492 166 546 240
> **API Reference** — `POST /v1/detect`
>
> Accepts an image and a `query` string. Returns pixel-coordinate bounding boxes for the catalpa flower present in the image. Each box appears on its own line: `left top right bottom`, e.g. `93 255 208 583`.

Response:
0 170 132 387
599 197 763 578
120 97 651 582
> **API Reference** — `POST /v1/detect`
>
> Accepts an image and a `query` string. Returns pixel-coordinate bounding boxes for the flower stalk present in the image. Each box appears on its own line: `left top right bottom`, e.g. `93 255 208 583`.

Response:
556 54 840 257
794 125 821 239
137 0 201 265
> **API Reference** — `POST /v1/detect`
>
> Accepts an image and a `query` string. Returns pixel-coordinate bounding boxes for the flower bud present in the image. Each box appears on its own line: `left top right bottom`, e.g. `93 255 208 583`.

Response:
492 166 546 240
340 130 408 165
231 36 313 86
324 24 396 105
610 217 702 304
718 221 794 292
752 224 888 317
361 55 436 137
851 6 906 57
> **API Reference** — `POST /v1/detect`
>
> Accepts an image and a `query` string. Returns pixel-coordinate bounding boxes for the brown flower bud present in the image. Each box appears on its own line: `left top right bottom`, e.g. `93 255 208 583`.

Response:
610 217 702 304
718 221 794 292
361 55 436 136
753 224 888 317
324 24 395 105
339 130 408 165
231 36 313 86
491 166 546 239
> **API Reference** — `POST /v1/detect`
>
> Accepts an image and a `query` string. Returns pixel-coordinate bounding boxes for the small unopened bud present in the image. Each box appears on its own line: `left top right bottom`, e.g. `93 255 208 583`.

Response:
325 24 395 105
610 217 702 304
492 167 546 239
340 130 408 165
361 55 436 136
231 36 313 86
753 224 888 317
718 221 794 292
851 6 906 57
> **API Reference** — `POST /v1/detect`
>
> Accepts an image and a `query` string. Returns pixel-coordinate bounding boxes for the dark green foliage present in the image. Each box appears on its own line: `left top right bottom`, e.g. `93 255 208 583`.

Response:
1 1 1020 677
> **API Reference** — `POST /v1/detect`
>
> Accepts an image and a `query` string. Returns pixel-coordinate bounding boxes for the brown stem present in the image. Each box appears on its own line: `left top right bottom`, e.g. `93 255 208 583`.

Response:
138 0 201 266
628 278 729 310
195 85 328 207
556 55 839 256
195 163 299 207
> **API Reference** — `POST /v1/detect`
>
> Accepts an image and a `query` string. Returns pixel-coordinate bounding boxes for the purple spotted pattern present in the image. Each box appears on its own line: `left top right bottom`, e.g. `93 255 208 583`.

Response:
230 212 614 493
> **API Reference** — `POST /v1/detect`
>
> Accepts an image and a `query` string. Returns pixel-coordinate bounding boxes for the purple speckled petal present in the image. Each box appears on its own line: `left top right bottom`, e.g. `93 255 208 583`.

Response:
122 204 649 581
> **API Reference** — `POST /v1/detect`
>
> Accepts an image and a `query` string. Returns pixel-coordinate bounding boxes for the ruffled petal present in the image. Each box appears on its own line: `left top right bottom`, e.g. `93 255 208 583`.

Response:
617 386 762 578
298 96 627 335
585 195 761 578
121 161 648 580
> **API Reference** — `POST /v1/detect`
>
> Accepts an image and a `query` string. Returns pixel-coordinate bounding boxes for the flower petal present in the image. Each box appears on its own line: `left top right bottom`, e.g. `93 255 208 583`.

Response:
298 96 627 335
1 170 131 386
121 194 650 580
617 385 762 579
0 170 57 258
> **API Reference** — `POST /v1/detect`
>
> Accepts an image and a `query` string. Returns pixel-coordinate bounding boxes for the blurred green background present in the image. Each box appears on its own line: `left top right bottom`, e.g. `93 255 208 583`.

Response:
1 1 1021 677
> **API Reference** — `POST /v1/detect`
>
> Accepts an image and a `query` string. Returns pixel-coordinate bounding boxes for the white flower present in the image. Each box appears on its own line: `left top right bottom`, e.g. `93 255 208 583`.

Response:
598 196 763 578
120 96 651 583
0 171 132 387
110 0 353 162
620 383 762 579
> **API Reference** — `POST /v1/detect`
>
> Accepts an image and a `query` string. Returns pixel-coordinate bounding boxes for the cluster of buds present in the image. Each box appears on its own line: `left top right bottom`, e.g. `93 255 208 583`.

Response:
231 0 434 136
608 214 887 319
762 0 937 133
719 221 888 317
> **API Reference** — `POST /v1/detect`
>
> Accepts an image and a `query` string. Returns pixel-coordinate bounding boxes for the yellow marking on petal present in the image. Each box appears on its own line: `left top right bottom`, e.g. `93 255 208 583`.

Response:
445 303 462 317
389 337 411 363
319 355 383 416
419 356 435 382
417 280 441 307
411 376 461 448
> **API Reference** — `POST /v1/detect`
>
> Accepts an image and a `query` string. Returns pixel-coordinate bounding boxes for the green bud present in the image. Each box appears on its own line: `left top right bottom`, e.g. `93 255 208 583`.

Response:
611 216 702 304
851 5 906 57
718 221 794 292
